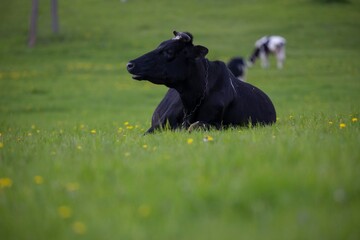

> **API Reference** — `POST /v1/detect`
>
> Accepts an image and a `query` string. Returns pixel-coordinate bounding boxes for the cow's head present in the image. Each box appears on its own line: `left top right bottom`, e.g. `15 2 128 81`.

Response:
127 31 208 87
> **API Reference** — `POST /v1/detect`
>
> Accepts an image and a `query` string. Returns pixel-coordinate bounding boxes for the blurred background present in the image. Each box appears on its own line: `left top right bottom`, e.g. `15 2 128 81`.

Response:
1 0 359 129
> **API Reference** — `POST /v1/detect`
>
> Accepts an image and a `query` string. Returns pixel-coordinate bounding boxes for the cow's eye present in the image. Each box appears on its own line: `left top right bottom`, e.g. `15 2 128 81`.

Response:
163 49 174 58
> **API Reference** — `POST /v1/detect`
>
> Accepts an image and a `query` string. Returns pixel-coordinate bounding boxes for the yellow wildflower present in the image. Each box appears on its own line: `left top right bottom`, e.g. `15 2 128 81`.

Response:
203 136 214 142
105 64 113 70
142 144 148 149
0 178 12 188
66 182 80 192
339 123 346 129
90 129 96 134
187 138 194 144
0 142 3 148
126 125 134 130
10 72 20 79
124 121 129 126
352 117 358 122
76 145 82 150
34 175 44 185
328 121 333 125
72 221 87 234
138 204 151 218
58 205 72 219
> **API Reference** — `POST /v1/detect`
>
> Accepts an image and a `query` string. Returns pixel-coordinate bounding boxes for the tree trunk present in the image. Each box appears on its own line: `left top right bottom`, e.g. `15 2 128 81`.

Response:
28 0 39 47
51 0 59 34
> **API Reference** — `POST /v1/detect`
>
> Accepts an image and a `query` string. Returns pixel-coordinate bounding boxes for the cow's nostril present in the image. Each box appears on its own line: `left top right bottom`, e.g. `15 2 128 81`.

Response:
127 62 135 71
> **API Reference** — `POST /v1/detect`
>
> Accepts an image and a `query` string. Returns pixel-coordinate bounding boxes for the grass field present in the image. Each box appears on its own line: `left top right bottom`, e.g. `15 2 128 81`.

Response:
1 0 360 239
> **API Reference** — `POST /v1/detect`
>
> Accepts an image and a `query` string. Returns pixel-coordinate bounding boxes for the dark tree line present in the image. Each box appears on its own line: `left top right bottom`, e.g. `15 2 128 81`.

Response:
29 0 59 47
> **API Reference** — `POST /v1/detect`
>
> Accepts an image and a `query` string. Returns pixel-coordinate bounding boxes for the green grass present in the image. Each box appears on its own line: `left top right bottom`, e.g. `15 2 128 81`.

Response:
1 0 360 239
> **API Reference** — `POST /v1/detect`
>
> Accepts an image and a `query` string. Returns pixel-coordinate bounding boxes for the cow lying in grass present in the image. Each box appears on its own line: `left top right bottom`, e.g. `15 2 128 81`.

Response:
127 31 276 133
145 56 247 133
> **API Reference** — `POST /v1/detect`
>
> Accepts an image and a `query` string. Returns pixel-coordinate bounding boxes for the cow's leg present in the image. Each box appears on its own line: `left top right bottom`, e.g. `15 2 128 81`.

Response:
276 45 285 69
187 102 224 132
145 127 155 134
187 121 208 132
187 121 221 132
147 88 184 134
260 50 269 68
248 48 260 66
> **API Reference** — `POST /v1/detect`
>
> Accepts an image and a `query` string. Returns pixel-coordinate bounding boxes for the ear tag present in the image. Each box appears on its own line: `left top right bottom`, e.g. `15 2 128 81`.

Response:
172 35 181 40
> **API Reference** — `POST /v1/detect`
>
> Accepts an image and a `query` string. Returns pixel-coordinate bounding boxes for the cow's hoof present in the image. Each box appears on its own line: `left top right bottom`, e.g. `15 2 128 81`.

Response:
187 121 206 132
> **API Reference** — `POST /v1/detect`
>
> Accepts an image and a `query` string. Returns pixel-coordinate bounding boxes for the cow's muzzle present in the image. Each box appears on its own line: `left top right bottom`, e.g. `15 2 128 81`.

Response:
127 61 143 80
127 62 135 72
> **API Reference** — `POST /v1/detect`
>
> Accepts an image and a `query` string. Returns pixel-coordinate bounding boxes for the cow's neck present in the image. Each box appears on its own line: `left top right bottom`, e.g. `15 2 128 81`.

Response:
177 58 209 121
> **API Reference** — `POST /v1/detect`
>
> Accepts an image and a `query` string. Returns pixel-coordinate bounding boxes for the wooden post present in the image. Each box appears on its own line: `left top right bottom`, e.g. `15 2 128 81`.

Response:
28 0 39 47
51 0 59 34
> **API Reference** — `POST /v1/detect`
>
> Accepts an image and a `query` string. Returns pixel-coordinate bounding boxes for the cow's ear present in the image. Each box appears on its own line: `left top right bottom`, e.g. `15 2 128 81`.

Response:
193 45 208 59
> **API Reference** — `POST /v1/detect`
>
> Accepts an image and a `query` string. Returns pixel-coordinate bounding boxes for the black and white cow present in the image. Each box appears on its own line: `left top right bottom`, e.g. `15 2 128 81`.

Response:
249 35 286 69
127 31 276 133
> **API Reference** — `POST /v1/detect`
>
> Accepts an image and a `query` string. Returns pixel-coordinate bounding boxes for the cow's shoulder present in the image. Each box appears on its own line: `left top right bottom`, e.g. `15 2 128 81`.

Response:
210 60 227 69
208 60 229 77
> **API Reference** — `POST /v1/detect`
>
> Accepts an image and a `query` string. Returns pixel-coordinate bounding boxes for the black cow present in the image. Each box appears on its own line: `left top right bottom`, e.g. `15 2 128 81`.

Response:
147 56 247 133
227 57 246 81
127 31 276 133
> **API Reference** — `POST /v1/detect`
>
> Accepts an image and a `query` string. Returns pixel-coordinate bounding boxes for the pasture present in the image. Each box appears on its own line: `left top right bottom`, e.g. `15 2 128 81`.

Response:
0 0 359 239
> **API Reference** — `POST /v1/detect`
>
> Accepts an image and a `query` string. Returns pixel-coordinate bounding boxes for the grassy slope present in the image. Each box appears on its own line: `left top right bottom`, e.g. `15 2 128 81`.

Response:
0 0 360 239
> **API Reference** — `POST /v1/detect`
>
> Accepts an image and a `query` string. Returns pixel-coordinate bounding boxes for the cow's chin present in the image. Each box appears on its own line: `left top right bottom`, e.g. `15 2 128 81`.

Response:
147 78 167 85
131 75 165 85
131 75 146 81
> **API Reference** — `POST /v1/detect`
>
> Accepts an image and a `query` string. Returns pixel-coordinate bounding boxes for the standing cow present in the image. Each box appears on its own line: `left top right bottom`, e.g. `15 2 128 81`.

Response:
249 35 286 69
127 31 276 133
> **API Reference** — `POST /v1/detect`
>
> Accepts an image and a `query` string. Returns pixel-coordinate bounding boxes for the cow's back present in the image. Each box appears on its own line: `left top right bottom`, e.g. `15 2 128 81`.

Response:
223 80 276 126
